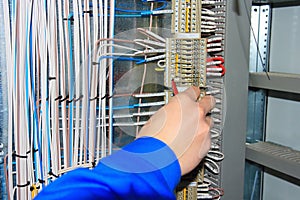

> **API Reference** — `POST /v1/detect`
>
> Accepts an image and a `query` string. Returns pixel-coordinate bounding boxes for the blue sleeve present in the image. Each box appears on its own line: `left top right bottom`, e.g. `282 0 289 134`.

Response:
35 137 181 200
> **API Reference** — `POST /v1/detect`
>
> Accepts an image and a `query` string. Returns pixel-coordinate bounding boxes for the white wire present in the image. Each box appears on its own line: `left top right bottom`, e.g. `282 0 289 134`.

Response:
57 0 68 170
96 0 105 162
31 1 42 190
88 0 100 166
78 0 87 165
3 0 14 197
40 0 51 186
108 0 116 155
137 28 166 43
47 0 59 177
134 39 166 48
73 0 81 167
96 43 140 57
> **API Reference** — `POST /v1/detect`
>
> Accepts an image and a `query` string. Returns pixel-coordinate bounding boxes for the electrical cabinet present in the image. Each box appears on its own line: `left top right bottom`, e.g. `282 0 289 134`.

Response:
245 1 300 199
1 0 299 199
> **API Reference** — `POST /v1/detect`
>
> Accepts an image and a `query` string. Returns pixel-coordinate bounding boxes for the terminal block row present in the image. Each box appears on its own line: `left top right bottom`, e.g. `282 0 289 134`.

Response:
172 0 202 33
165 37 207 98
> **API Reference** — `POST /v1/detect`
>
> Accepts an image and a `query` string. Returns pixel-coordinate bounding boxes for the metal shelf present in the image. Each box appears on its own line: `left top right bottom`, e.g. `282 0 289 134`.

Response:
253 0 300 7
249 72 300 94
246 142 300 180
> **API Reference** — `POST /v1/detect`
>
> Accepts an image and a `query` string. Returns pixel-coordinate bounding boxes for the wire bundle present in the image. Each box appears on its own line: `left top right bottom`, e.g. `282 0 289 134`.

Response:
2 0 227 199
2 1 172 199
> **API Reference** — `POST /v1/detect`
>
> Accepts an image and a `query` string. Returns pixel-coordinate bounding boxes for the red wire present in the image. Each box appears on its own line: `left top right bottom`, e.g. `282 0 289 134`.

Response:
219 64 226 76
206 57 225 63
171 79 179 95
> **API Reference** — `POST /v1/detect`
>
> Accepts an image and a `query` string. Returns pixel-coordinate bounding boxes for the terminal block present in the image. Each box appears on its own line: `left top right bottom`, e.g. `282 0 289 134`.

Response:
165 37 207 98
176 164 205 200
176 183 197 200
172 0 201 33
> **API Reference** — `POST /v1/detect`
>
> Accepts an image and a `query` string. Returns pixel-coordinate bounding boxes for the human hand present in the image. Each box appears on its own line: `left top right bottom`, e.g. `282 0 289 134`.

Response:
136 86 215 175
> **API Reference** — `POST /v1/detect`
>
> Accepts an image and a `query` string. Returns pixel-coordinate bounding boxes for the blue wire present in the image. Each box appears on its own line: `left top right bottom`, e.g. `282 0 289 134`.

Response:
24 8 29 139
68 13 74 166
114 14 143 18
73 2 171 20
87 1 167 13
105 103 155 110
28 8 40 183
42 0 52 181
111 9 116 153
136 59 147 64
79 13 144 18
25 0 44 185
58 103 148 111
28 2 43 183
113 2 168 13
98 56 144 63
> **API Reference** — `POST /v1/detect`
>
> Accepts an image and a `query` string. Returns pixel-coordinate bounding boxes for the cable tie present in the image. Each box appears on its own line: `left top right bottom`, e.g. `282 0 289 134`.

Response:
92 61 99 65
12 151 28 159
101 94 112 100
92 161 96 168
30 184 40 191
63 17 74 21
83 10 92 14
48 76 56 80
66 98 75 104
74 95 84 102
90 96 99 101
17 181 30 188
48 170 59 178
55 95 63 101
38 179 45 184
59 95 69 103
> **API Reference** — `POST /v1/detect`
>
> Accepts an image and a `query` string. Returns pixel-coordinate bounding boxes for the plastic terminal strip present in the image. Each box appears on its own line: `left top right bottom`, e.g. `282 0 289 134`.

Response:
172 0 201 33
168 0 226 199
176 182 198 200
165 37 207 98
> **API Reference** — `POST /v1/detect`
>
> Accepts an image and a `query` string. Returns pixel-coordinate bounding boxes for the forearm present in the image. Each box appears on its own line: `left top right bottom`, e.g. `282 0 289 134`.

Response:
35 137 181 200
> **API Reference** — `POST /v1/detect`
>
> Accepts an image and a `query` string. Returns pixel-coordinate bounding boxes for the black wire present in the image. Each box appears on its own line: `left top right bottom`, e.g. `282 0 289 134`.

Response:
243 0 271 80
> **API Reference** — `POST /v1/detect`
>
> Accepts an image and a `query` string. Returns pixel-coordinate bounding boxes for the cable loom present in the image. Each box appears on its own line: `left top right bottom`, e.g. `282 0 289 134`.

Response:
1 0 226 199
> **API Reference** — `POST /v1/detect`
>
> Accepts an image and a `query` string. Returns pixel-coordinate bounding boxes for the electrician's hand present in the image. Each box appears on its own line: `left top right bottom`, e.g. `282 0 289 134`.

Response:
136 86 215 175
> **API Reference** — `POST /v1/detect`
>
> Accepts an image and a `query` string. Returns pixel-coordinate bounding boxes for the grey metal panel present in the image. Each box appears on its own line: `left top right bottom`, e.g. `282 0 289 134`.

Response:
221 0 251 199
246 142 300 180
249 72 300 94
253 0 300 6
253 0 298 3
247 5 271 143
249 5 271 73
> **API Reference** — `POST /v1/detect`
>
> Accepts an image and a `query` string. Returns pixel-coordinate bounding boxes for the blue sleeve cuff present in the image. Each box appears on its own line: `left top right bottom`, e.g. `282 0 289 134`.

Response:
98 137 181 190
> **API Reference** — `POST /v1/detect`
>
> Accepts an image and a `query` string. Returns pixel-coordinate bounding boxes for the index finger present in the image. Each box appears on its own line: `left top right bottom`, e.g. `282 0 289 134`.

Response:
198 95 216 114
